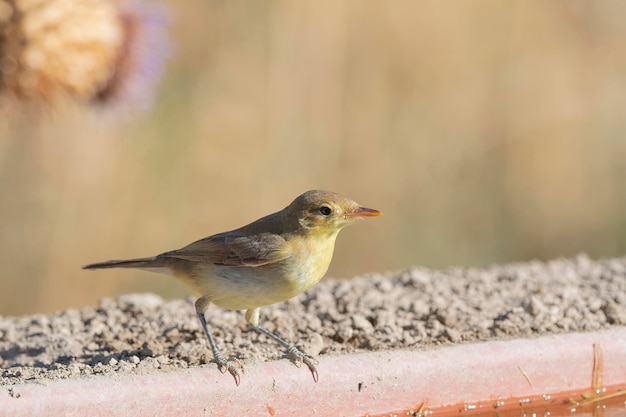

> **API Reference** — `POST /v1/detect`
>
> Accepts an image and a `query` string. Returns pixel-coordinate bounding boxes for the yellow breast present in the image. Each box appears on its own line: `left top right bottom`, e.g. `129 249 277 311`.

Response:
283 231 338 294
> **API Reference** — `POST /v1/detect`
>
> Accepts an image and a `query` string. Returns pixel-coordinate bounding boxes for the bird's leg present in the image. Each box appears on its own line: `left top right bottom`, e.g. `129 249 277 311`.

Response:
252 323 320 382
195 297 241 386
246 308 319 383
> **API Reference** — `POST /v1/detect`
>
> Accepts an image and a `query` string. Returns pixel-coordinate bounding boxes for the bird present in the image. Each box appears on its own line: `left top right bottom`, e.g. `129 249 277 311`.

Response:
83 190 382 386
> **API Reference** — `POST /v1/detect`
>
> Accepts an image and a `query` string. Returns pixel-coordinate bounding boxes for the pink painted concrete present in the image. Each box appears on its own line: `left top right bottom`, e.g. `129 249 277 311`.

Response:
2 328 626 416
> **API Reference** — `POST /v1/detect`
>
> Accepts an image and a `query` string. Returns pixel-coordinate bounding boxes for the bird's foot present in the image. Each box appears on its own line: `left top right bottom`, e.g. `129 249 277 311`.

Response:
287 346 319 382
214 353 242 386
250 322 320 382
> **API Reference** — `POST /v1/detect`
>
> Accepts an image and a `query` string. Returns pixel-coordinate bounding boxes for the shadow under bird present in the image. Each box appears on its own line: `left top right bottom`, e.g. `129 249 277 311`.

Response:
83 190 382 385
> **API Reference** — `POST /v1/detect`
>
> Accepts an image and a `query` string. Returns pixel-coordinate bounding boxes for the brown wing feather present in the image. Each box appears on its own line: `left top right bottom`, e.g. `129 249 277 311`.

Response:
159 232 290 267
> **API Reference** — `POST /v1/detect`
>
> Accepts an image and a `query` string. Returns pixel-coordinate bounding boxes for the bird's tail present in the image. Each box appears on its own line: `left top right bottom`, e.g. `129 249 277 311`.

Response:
83 257 166 270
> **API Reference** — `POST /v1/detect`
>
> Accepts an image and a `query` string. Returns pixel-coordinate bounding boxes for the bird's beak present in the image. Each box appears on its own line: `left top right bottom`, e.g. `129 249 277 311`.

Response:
346 206 383 218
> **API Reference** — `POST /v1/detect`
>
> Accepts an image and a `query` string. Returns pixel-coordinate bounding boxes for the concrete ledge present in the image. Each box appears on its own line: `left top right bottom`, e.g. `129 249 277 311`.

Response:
3 327 626 416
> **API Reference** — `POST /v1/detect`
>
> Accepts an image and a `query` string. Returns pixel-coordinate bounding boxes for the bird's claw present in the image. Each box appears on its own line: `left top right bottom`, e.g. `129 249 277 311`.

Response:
302 356 319 382
251 323 321 383
289 348 319 382
214 355 242 386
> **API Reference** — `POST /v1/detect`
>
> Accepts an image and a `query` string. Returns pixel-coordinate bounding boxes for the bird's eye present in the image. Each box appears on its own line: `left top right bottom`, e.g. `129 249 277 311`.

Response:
319 206 332 216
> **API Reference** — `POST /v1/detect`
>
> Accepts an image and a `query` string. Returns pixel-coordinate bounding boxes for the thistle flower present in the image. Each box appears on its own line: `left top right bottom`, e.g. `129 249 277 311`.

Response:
0 0 170 111
95 0 171 112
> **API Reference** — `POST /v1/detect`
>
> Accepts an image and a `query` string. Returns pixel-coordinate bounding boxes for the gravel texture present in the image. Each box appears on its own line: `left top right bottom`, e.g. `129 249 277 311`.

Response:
2 254 626 385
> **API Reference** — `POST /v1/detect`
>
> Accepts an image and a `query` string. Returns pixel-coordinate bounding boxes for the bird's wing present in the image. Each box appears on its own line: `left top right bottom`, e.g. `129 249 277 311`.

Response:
159 232 290 267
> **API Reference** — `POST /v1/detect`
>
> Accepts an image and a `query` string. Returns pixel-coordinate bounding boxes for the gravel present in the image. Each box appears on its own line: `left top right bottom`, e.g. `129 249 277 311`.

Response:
2 254 626 385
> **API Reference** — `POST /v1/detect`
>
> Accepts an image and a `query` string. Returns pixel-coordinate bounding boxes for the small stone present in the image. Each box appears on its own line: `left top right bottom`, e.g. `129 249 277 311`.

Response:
118 293 164 310
155 355 169 365
351 315 374 332
410 300 429 316
376 280 393 293
604 302 626 325
116 361 135 372
302 333 324 356
164 327 180 339
445 328 462 343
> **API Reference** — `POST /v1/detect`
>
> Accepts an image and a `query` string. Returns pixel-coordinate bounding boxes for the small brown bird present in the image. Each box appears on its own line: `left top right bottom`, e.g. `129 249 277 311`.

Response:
83 190 381 385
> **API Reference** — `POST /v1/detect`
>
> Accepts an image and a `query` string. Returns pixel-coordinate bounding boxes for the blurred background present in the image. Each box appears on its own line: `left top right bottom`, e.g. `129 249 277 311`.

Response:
2 0 626 315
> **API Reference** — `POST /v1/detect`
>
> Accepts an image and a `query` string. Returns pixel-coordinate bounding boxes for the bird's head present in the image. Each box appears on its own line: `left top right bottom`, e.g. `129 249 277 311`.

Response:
288 190 382 235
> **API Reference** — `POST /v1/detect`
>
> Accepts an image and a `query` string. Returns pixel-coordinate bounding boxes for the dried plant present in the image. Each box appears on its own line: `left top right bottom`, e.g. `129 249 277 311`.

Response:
0 0 169 110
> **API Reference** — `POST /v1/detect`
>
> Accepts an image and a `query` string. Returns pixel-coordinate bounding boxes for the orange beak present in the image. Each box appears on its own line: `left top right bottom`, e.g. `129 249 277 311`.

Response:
346 206 383 218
